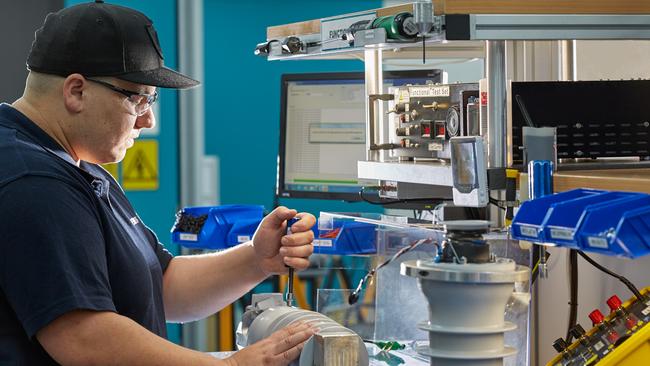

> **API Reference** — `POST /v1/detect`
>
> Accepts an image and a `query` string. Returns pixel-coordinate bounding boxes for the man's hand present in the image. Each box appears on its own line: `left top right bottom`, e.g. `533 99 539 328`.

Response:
252 206 315 275
225 322 315 366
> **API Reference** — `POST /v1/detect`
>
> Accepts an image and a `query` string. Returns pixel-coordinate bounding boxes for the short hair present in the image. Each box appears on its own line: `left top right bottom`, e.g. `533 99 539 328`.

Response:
24 71 62 96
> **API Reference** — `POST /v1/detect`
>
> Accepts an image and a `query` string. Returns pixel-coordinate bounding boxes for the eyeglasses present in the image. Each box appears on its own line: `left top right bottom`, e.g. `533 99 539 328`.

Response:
85 77 158 116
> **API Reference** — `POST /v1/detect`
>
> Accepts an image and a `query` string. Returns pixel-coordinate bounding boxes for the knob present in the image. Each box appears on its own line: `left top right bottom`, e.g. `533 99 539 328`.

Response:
607 295 623 311
589 309 605 325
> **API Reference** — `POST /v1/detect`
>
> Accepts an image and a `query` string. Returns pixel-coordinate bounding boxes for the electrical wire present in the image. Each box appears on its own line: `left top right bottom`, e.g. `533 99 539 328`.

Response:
531 250 551 285
566 249 579 342
348 237 436 305
489 197 507 211
578 251 644 301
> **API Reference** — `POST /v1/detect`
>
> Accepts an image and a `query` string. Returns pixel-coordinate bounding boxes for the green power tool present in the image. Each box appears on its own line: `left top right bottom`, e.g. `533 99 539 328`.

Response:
371 12 418 41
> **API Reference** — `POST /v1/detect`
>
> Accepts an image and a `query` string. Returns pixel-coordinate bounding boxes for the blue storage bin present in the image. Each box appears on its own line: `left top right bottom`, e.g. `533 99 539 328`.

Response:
511 189 604 241
313 221 376 255
542 191 643 249
171 205 264 249
577 195 650 257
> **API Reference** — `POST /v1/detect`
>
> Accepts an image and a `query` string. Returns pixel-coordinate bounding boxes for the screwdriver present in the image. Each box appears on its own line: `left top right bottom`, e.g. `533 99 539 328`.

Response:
285 217 299 306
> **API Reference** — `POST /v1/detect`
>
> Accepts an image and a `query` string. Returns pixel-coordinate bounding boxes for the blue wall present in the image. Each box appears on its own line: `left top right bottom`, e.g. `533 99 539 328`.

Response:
204 0 382 216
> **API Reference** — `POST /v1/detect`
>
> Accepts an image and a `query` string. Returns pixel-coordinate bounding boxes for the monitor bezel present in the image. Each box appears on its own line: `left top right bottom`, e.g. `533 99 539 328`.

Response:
277 70 443 201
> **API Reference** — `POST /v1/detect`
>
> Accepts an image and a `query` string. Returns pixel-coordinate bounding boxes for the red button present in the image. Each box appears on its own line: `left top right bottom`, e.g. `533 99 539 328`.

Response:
436 125 445 137
607 295 622 311
589 309 605 325
481 91 488 105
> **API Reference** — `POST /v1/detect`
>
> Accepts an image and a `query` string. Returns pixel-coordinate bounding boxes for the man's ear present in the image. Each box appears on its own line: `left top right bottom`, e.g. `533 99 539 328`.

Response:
62 74 86 113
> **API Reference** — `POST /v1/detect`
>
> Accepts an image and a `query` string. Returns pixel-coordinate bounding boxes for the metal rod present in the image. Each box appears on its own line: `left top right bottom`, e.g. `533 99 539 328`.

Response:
486 40 507 169
364 48 383 162
560 40 577 82
178 0 207 351
286 268 294 306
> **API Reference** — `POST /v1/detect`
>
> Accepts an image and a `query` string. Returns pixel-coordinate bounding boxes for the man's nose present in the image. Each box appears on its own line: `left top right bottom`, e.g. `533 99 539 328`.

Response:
135 107 156 130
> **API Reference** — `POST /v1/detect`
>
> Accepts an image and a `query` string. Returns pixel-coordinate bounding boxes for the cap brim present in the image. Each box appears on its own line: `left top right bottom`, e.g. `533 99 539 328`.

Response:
117 66 200 89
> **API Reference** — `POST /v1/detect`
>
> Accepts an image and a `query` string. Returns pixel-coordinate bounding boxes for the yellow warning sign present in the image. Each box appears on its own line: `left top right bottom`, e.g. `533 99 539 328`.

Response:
122 139 159 190
102 163 119 180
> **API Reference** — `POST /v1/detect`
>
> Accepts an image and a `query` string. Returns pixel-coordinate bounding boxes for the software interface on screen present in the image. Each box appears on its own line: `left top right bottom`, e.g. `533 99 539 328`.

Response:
281 72 442 199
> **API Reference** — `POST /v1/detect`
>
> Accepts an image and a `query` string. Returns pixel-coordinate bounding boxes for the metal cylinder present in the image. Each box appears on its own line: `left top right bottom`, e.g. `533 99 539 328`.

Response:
365 49 383 162
559 40 577 82
486 41 507 169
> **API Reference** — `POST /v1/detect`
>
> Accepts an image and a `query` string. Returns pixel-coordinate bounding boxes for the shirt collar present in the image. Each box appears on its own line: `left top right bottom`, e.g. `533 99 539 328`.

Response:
0 103 78 166
0 103 110 198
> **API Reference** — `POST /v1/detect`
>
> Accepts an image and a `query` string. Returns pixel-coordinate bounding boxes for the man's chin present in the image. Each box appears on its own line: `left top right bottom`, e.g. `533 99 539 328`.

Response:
101 149 127 165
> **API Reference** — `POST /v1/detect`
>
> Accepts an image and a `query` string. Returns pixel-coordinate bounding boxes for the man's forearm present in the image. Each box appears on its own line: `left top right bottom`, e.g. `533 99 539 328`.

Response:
38 310 224 366
162 242 269 322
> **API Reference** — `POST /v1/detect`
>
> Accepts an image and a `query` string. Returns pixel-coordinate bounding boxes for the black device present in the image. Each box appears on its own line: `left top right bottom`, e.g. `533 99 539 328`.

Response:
511 80 650 164
277 70 444 201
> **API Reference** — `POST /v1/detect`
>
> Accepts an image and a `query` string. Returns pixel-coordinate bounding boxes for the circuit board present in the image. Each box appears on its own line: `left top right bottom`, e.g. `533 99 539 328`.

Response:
548 288 650 366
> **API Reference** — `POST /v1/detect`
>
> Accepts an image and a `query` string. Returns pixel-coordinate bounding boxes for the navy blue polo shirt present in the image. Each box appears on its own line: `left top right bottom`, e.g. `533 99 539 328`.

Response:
0 103 173 365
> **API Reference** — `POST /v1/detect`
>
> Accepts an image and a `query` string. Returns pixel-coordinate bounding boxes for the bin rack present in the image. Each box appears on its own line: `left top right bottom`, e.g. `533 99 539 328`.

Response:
511 189 603 242
577 195 650 257
171 205 264 250
541 191 644 249
512 189 650 257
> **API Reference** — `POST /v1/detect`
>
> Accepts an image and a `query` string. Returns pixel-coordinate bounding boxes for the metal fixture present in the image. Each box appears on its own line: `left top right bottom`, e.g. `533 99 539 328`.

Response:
401 220 530 366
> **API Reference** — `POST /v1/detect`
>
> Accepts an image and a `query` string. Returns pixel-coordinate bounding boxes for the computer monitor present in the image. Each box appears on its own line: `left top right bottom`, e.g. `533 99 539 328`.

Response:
277 70 444 201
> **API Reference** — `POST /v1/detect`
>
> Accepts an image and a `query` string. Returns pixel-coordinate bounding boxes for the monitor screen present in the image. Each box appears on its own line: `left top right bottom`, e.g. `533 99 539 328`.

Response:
277 70 444 201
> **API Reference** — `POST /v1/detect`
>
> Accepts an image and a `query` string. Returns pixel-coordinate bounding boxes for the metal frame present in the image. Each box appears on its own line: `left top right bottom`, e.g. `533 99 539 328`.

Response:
455 14 650 41
266 14 650 62
260 10 650 193
357 160 453 186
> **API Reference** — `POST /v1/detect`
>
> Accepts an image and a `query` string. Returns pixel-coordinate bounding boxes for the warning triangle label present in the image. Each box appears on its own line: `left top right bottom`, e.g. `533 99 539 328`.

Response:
122 140 159 190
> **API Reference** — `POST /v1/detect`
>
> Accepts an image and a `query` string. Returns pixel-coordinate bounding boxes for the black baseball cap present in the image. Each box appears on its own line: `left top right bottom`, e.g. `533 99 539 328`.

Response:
27 0 199 89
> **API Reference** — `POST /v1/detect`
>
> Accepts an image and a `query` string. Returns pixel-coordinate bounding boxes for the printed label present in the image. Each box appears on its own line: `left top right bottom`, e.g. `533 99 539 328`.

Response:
428 142 443 151
550 229 574 240
409 85 450 97
313 239 333 247
588 237 609 249
641 305 650 316
520 226 538 238
321 12 376 51
397 89 410 103
593 341 605 352
237 235 251 243
179 233 198 242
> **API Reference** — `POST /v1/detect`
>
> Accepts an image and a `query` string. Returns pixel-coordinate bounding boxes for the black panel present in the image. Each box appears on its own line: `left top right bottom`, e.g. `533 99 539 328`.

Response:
445 14 471 40
511 80 650 163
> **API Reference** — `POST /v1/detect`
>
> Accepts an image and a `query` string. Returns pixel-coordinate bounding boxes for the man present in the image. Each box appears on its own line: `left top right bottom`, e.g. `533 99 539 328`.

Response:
0 1 316 365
